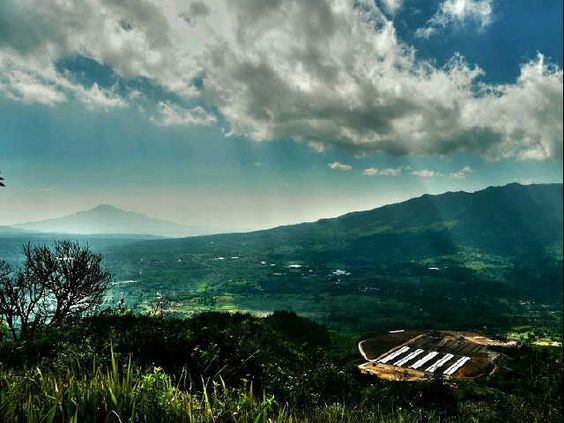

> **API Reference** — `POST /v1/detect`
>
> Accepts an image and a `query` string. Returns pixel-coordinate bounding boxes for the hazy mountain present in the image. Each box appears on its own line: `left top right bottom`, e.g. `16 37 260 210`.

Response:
8 183 563 261
128 183 563 261
0 226 26 234
13 204 222 237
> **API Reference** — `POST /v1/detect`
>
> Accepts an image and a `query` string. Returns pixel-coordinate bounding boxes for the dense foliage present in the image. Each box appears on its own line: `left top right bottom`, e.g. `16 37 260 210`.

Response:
0 312 561 422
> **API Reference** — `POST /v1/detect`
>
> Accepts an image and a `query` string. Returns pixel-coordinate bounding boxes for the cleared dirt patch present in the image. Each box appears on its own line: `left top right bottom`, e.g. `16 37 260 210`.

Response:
358 330 512 381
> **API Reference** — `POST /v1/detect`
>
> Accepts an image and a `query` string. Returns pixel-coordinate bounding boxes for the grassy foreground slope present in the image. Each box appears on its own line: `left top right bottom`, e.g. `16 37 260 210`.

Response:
0 312 561 422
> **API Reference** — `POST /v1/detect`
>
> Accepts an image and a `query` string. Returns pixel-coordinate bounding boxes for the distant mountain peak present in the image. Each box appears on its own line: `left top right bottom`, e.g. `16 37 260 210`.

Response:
78 204 126 216
12 204 217 237
91 204 121 211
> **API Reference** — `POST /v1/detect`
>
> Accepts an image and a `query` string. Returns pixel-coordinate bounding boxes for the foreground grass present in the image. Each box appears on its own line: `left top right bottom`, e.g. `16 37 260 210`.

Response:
0 352 435 423
0 312 561 422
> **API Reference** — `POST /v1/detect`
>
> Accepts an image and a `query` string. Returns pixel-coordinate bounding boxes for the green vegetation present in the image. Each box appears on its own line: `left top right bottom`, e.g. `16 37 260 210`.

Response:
0 184 562 421
0 364 436 422
0 184 561 338
0 312 562 422
99 248 562 339
96 183 561 339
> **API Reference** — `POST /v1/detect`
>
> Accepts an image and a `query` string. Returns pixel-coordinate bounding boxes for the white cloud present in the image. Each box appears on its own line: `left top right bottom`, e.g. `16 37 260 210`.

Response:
0 0 561 160
0 69 67 105
410 165 473 179
379 0 403 15
363 166 404 176
328 162 352 171
464 55 563 160
75 83 127 109
411 169 442 178
449 165 472 179
417 0 493 38
0 53 126 108
156 102 217 126
197 2 561 160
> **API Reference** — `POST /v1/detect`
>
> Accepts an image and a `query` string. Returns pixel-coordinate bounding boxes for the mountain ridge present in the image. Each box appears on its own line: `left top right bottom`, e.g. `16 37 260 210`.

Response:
4 183 562 251
123 182 563 264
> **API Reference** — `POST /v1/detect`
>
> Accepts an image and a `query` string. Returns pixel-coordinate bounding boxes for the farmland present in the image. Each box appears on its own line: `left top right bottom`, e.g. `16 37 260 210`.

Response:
1 235 561 341
100 247 562 341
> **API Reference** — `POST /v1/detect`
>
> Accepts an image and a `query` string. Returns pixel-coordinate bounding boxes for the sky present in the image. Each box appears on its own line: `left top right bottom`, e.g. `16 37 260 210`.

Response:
0 0 562 230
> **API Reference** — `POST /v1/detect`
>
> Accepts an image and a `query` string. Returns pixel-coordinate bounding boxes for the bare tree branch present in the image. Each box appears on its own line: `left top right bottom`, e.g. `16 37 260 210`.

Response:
0 241 112 339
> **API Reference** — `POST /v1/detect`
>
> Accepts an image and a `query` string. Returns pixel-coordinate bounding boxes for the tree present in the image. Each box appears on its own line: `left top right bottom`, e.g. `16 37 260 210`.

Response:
148 292 170 318
0 260 46 339
0 241 112 339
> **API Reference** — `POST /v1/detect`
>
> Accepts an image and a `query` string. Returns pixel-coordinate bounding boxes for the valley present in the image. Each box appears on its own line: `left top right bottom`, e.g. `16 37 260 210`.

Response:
2 183 561 340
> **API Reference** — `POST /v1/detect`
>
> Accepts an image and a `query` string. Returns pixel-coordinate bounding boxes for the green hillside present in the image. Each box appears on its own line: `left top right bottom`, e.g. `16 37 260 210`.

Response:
2 183 561 334
97 183 562 335
121 183 562 261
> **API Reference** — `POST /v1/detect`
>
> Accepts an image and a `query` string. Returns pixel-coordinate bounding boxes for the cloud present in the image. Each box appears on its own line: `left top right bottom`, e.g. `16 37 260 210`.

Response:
379 0 403 15
0 0 186 106
363 166 404 176
156 102 217 126
179 1 212 26
466 55 563 160
518 178 537 185
410 166 473 179
0 0 561 160
411 169 442 178
198 2 562 160
449 165 472 179
189 1 211 17
0 52 126 108
0 68 66 105
75 83 127 109
416 0 493 38
328 161 352 171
